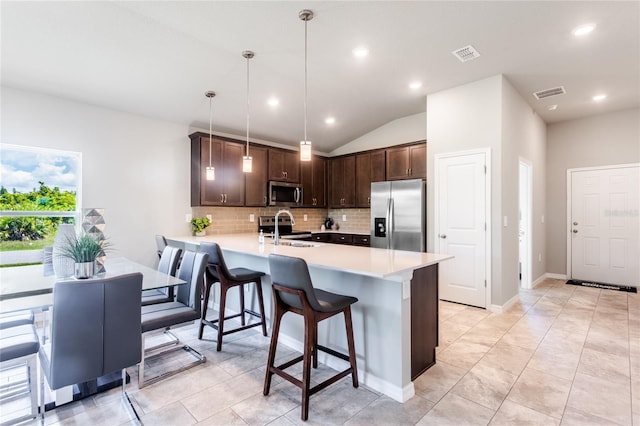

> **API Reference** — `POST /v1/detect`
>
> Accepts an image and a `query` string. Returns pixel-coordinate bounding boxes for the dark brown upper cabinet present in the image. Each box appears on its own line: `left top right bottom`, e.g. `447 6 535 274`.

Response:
355 150 385 207
385 142 426 181
329 155 356 208
300 155 326 208
190 133 245 206
244 145 268 206
268 148 300 183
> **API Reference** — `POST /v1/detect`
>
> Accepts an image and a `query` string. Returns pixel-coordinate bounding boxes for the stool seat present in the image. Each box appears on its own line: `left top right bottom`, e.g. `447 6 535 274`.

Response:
0 311 35 330
0 324 39 362
208 266 265 283
199 242 268 352
264 254 359 421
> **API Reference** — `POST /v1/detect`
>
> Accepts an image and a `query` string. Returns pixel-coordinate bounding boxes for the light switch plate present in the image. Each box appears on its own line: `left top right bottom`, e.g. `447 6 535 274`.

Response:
342 214 347 221
206 214 212 222
249 214 255 222
186 213 192 222
303 214 308 221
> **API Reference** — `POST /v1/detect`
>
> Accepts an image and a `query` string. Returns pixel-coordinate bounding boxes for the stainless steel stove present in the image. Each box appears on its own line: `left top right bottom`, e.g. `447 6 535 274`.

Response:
258 216 312 240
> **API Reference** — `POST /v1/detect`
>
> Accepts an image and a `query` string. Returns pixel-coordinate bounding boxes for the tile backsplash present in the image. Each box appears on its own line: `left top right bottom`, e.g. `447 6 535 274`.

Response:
191 206 371 235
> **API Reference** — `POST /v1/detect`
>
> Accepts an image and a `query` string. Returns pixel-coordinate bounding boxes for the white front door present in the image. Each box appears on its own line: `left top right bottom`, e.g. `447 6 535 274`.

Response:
436 151 488 308
570 165 639 286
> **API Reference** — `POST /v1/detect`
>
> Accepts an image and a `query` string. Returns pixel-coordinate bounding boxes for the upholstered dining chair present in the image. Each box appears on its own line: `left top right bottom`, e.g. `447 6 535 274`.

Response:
139 250 208 388
155 235 168 259
141 245 182 306
39 273 143 422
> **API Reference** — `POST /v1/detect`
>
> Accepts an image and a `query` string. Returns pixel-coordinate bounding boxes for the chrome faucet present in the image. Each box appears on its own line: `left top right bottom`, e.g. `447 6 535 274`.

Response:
274 209 295 246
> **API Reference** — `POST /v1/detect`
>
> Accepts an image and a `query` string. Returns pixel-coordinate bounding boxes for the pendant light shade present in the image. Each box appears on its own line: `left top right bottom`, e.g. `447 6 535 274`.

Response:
299 9 313 162
242 50 254 173
205 91 216 181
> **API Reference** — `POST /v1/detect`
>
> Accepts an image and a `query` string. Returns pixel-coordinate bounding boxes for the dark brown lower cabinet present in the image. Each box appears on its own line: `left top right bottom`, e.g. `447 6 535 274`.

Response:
411 263 439 380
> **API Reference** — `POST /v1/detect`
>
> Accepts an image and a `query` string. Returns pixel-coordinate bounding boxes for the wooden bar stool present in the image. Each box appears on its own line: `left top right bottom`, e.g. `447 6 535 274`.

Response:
199 242 267 351
264 254 359 421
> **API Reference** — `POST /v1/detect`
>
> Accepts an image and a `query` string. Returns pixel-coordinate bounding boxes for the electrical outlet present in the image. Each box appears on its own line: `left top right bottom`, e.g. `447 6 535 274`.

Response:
206 214 212 222
185 213 192 222
342 214 347 221
303 214 308 221
503 216 508 227
538 253 542 262
249 214 255 222
541 215 545 224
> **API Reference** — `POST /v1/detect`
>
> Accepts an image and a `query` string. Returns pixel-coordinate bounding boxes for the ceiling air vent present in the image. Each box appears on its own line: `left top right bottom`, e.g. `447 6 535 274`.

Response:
452 45 480 63
533 86 566 100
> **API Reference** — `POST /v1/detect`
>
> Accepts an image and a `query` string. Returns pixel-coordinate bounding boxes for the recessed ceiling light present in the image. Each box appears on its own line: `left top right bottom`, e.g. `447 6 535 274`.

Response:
573 23 596 37
267 97 279 107
352 47 369 58
592 94 607 102
325 117 335 125
548 105 558 111
409 81 423 90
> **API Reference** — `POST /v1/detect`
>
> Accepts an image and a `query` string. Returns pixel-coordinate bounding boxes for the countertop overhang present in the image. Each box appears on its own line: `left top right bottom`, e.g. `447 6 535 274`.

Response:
168 233 453 279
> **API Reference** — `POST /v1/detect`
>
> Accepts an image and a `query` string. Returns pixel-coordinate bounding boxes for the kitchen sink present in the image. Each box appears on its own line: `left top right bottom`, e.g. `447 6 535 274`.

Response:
273 241 319 248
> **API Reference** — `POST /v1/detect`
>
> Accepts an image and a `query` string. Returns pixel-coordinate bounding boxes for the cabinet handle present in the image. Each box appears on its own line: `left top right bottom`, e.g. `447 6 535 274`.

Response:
363 238 368 242
263 195 267 204
224 194 228 203
220 194 224 203
367 197 370 205
407 168 410 176
409 168 412 175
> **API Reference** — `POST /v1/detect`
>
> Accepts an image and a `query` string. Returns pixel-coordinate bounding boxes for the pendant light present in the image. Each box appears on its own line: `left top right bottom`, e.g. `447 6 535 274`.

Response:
299 9 313 162
205 91 216 180
242 51 254 173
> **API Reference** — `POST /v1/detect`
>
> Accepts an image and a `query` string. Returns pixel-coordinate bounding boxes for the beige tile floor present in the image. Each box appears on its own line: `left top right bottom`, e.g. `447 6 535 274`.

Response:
4 278 639 425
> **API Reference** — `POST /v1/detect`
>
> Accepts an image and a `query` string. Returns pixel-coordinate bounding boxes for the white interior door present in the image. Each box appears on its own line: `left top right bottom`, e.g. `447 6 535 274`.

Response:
436 151 488 308
570 165 639 286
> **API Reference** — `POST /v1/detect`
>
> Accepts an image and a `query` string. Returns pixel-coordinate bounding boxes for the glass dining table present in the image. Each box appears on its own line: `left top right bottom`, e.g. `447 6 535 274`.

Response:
0 256 186 410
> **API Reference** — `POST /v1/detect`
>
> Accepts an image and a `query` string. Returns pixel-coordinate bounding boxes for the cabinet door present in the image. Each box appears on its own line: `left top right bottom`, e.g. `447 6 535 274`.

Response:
300 160 313 206
371 150 386 182
386 146 410 180
409 144 426 179
342 156 356 207
269 149 300 182
200 137 225 205
221 142 245 206
329 158 344 208
245 146 268 206
355 153 372 207
312 156 326 207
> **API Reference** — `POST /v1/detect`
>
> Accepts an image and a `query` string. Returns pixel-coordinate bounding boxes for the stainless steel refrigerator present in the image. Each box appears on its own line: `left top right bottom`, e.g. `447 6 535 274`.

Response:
370 179 425 252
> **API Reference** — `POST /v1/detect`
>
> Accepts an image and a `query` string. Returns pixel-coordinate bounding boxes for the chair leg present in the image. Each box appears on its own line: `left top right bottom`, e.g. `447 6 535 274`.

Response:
255 280 268 337
239 284 246 326
263 306 283 396
138 334 146 389
312 322 318 369
216 285 228 352
344 307 359 388
199 279 213 339
301 315 315 421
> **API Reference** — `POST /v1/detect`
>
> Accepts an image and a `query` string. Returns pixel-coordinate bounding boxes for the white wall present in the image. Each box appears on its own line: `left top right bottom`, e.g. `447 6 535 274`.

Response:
546 108 640 275
330 112 426 156
426 75 504 304
501 77 546 299
1 87 192 267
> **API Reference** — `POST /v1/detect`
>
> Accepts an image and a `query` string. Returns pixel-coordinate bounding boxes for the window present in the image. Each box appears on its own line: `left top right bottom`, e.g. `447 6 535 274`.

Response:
0 144 81 262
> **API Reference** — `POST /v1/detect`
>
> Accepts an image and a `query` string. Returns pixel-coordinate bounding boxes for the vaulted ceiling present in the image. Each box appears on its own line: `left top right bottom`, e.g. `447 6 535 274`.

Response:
2 1 638 152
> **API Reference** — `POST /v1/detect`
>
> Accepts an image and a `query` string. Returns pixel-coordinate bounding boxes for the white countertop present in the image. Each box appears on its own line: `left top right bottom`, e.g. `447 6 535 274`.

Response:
168 233 452 279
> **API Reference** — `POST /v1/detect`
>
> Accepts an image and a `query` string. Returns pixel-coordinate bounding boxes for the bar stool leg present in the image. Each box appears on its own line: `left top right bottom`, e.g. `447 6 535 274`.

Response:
255 279 268 337
216 284 228 352
199 279 213 339
301 314 315 421
344 307 359 388
239 284 246 326
312 323 318 368
263 305 283 396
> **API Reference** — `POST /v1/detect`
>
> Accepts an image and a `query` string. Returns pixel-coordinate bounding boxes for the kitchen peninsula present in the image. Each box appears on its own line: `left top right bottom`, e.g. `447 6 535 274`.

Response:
168 233 452 403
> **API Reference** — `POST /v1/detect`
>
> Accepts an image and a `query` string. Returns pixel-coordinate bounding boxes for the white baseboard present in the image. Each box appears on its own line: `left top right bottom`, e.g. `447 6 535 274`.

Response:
545 273 567 280
276 334 414 403
489 292 519 313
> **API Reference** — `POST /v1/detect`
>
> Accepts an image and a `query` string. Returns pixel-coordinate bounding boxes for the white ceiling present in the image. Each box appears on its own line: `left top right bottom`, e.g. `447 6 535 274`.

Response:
2 1 638 153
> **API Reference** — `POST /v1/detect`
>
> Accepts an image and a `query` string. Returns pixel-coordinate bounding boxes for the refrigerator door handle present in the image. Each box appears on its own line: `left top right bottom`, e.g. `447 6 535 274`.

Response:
387 198 394 249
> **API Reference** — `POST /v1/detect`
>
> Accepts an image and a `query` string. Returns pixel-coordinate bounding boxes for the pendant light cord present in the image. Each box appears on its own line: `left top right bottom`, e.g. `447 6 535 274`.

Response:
246 55 250 156
304 17 308 144
208 96 213 167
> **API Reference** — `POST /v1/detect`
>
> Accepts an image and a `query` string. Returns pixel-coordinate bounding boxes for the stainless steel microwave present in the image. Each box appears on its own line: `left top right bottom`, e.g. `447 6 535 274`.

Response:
268 181 302 206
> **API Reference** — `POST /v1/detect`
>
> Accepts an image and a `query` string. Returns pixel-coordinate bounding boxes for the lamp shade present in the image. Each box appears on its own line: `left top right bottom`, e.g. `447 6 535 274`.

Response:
300 141 312 161
206 166 215 181
243 156 253 173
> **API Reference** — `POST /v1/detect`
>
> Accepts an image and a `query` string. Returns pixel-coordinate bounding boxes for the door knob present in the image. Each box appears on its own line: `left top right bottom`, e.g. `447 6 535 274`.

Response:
573 221 578 226
440 234 447 239
572 229 578 234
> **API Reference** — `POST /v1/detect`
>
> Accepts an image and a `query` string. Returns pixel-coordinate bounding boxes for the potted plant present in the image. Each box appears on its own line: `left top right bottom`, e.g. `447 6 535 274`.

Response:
57 232 110 279
191 216 211 236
